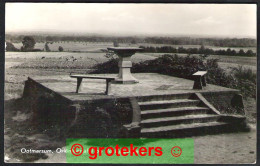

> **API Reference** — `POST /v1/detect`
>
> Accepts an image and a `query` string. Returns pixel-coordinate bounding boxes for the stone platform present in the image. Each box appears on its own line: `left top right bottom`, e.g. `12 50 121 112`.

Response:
22 73 247 138
25 73 238 102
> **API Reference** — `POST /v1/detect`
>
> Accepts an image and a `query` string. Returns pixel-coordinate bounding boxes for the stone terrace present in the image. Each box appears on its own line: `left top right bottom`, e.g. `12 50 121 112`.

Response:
29 73 238 102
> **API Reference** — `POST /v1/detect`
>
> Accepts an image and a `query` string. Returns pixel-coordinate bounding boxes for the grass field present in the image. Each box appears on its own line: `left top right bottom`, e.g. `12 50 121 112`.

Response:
10 41 256 72
5 49 256 100
5 51 256 73
12 42 257 53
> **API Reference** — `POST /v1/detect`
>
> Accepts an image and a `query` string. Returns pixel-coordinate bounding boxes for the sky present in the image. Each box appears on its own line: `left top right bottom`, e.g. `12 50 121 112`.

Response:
5 3 257 38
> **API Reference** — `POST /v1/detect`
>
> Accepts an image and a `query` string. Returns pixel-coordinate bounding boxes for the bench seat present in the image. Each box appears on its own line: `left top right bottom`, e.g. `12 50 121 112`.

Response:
70 74 116 95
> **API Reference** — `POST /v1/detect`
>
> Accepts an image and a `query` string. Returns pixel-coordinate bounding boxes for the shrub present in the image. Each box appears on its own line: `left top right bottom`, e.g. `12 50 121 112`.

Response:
132 54 206 79
205 58 237 87
91 54 256 98
90 58 119 74
230 66 256 98
91 54 206 79
31 49 42 52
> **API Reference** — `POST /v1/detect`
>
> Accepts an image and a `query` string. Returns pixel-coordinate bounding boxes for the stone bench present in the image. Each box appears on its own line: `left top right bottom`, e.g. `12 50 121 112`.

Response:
192 71 207 89
70 74 116 95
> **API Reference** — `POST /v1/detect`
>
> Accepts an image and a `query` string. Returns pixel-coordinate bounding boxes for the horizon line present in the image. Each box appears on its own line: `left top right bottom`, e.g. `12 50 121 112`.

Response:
5 30 257 39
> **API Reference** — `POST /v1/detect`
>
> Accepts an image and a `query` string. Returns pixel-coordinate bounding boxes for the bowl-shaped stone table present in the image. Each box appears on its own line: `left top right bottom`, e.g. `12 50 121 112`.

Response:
107 47 143 84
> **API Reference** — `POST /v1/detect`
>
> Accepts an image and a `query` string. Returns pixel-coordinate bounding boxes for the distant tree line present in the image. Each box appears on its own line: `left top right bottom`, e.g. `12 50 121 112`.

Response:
6 36 40 52
139 45 256 57
5 34 256 47
5 36 63 52
143 37 256 47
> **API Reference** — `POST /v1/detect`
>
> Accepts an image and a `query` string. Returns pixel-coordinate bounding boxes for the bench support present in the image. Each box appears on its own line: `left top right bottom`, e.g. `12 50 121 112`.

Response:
76 78 83 93
76 79 113 95
202 76 206 87
105 80 112 95
193 76 203 89
193 71 207 90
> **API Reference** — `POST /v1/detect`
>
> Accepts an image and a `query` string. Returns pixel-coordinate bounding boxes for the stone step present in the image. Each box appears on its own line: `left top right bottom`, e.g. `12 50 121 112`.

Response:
141 121 229 137
138 99 200 110
141 106 211 119
137 93 193 102
141 114 220 128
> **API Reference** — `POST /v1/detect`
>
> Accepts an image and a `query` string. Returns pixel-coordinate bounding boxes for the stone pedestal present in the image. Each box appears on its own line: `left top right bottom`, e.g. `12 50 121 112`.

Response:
107 47 143 84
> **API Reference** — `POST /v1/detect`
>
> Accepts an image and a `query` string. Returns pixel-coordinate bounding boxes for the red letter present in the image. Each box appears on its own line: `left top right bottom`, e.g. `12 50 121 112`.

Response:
105 147 114 156
148 147 154 156
99 147 104 156
115 145 120 156
139 147 147 156
130 144 138 156
89 147 97 159
121 147 129 156
155 147 163 156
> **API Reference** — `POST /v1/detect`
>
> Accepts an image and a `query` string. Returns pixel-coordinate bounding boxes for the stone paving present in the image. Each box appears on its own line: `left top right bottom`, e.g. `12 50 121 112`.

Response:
30 73 238 101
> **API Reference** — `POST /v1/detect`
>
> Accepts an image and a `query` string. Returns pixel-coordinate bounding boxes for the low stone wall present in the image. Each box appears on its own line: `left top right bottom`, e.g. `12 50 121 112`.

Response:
23 78 133 138
23 78 76 138
67 98 133 138
201 91 244 115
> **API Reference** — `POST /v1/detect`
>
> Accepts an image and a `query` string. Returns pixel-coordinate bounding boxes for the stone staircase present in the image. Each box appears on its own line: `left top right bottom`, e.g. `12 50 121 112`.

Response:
137 93 244 137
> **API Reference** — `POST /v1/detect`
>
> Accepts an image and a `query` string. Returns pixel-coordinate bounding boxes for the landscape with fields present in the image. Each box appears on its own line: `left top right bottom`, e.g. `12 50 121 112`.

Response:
4 3 257 164
5 36 257 98
4 34 257 163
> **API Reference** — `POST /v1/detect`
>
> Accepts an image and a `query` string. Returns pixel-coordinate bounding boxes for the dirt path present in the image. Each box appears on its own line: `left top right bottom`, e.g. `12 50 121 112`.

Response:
17 126 257 164
194 125 256 164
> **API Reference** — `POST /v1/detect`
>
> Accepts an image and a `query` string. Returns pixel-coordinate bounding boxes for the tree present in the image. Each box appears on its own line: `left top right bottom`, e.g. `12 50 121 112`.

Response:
58 46 64 52
246 50 255 56
198 45 205 54
5 41 19 51
21 36 36 51
226 48 232 55
46 36 53 42
113 41 119 47
131 39 136 44
231 50 236 56
238 49 245 56
44 42 51 52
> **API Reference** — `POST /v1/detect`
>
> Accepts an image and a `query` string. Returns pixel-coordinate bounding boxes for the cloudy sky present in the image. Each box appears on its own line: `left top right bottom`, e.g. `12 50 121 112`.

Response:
6 3 256 38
